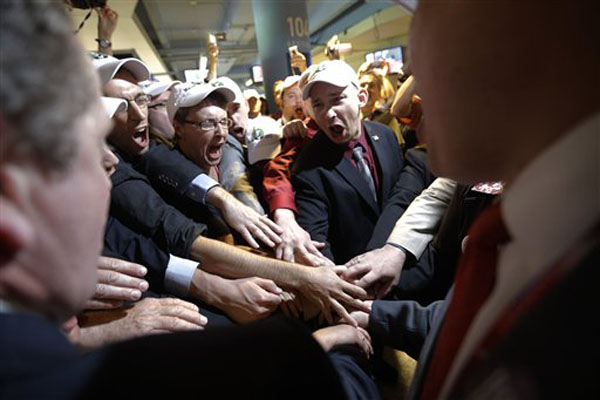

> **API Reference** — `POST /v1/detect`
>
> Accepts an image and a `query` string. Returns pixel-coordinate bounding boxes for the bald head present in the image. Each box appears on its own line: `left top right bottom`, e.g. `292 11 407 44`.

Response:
410 1 599 184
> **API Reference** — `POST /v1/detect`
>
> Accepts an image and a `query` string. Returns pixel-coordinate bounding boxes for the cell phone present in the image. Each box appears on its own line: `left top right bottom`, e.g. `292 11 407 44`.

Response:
208 34 217 45
288 45 299 56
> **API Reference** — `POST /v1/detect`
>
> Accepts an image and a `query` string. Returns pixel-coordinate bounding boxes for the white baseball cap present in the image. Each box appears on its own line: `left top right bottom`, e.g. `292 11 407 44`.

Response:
281 75 301 93
246 116 283 165
101 96 128 119
167 81 235 122
93 55 151 85
243 88 261 100
210 76 244 105
140 80 182 97
301 60 359 100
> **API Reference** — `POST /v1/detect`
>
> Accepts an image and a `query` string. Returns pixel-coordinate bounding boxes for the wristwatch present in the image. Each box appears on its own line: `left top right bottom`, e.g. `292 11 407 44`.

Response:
95 38 112 48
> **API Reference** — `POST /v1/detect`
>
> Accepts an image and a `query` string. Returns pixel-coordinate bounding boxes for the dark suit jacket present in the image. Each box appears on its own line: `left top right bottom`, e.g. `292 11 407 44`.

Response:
133 142 230 240
103 215 170 294
110 152 206 258
0 313 104 399
367 146 435 251
292 120 405 264
0 314 348 399
134 141 202 198
370 299 446 360
449 240 600 399
405 232 600 400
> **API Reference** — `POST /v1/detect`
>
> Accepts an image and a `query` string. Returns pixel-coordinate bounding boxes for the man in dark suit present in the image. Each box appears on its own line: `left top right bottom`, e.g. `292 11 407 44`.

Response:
292 60 408 265
350 1 599 399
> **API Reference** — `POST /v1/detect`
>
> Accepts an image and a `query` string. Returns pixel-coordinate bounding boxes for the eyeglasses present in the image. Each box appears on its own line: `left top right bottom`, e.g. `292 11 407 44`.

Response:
116 94 150 113
130 94 150 109
148 100 168 110
183 118 232 131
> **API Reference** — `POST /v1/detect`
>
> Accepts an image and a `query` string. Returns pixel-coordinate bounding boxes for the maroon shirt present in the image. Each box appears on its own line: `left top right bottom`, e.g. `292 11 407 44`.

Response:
344 123 381 194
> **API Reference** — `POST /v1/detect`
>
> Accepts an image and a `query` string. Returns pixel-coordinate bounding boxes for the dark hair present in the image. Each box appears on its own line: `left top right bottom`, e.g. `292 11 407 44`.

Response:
0 0 98 170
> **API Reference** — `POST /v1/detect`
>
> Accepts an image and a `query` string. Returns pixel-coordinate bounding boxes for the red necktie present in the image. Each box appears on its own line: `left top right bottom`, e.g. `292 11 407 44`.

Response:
421 202 510 400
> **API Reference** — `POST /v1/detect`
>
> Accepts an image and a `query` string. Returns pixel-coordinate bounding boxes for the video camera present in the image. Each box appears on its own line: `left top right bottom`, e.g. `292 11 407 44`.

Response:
68 0 107 10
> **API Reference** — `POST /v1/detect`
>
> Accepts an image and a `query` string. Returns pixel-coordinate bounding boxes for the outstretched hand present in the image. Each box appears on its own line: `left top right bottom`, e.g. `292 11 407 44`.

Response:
313 324 373 357
218 190 283 249
298 266 370 326
343 244 406 299
273 208 334 267
85 256 149 310
220 277 283 324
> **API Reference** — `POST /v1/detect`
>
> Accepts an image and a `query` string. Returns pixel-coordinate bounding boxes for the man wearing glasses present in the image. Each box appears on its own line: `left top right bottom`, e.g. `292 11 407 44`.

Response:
168 82 235 181
104 79 153 156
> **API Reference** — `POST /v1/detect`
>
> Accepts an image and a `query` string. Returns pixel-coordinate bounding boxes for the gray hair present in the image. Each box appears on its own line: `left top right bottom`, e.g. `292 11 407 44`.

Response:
0 0 99 170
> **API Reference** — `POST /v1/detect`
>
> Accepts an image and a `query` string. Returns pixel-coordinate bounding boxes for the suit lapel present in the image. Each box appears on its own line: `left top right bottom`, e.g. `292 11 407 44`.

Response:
331 141 380 215
336 158 379 214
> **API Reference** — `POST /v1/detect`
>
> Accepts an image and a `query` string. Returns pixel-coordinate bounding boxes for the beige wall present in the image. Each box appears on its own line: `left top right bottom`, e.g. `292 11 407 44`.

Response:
68 0 172 82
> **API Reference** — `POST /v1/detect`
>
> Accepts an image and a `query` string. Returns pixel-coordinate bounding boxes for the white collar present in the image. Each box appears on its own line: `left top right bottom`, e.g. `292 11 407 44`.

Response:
502 111 600 272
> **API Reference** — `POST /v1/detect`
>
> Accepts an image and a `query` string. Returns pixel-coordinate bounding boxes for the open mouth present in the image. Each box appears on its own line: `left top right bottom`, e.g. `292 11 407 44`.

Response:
207 143 224 162
132 125 149 148
329 124 345 138
232 126 245 136
294 107 306 119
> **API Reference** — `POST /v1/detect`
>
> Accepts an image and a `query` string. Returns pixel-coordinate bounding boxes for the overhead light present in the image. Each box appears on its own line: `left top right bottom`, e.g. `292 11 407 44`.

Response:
189 1 198 5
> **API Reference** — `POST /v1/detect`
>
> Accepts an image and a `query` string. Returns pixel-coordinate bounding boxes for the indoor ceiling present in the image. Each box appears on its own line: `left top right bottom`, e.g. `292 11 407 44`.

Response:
134 0 414 87
68 1 415 87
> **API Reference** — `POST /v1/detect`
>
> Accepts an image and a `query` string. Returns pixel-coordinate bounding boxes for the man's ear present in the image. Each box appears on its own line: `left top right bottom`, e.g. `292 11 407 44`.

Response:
172 120 184 139
357 86 369 108
0 166 34 264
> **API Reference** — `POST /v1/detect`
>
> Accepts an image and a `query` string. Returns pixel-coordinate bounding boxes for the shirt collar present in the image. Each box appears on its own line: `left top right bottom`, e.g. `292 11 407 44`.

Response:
347 122 366 151
502 112 600 271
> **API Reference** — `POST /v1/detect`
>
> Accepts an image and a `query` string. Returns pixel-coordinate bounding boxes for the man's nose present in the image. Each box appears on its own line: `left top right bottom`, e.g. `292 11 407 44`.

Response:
129 102 145 121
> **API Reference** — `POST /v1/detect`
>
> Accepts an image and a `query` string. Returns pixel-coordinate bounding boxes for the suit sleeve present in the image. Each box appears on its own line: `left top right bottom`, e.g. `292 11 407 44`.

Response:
103 216 170 293
135 143 218 204
110 162 206 258
369 299 445 359
293 172 334 261
367 148 435 250
386 177 457 259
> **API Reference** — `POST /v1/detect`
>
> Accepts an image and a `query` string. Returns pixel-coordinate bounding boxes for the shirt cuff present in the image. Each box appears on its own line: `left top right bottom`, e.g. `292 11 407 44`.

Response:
185 174 219 204
385 242 416 263
268 195 297 215
164 254 199 298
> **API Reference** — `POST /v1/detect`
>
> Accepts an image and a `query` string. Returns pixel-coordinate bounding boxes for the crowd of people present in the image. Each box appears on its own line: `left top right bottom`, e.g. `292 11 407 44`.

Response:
1 1 598 399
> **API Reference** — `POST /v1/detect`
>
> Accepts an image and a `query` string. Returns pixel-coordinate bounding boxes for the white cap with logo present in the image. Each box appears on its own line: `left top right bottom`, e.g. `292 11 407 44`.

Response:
246 116 283 165
92 55 151 86
140 80 182 97
167 81 235 122
209 76 244 105
301 60 359 100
